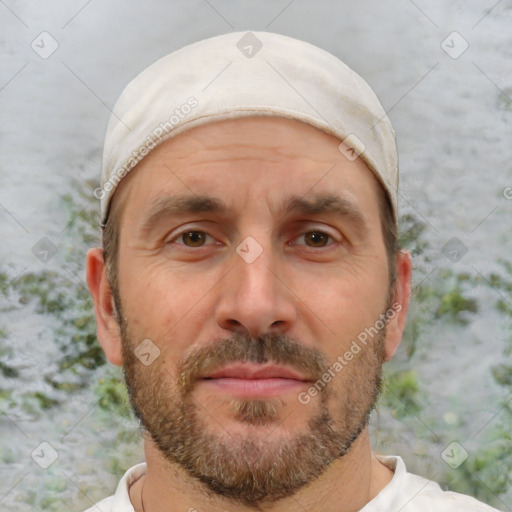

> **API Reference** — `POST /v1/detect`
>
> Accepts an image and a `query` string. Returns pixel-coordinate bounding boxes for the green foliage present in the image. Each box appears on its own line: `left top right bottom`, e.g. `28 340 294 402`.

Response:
445 430 512 508
0 330 18 379
486 260 512 332
426 269 478 323
33 391 60 410
0 329 18 406
11 269 105 393
399 213 430 256
491 364 512 387
393 215 512 505
486 260 512 388
16 271 67 313
381 369 422 419
0 361 19 378
436 285 478 320
0 178 104 407
400 268 478 359
60 178 102 248
497 92 512 112
397 215 478 359
444 259 512 507
95 371 132 418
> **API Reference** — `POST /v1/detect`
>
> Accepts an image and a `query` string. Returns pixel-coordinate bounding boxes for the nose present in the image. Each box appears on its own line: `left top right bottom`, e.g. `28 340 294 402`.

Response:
214 244 297 336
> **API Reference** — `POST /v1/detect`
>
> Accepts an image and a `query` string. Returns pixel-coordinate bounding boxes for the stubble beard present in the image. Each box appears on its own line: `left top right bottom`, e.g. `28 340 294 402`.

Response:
119 318 386 507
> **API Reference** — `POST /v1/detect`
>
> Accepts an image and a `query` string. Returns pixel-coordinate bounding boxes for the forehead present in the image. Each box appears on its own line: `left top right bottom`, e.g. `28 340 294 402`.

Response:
109 117 382 225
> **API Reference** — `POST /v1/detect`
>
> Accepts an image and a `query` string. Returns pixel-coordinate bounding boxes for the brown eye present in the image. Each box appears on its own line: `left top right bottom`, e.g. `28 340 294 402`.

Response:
304 231 330 247
181 231 207 247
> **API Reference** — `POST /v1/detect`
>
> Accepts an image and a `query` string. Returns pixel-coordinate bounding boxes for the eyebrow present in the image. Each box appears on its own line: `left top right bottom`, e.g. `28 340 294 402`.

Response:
139 192 368 235
140 194 228 234
283 194 369 233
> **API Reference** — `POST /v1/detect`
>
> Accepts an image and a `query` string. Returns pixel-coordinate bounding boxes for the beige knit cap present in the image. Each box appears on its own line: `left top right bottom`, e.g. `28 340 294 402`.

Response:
98 31 398 225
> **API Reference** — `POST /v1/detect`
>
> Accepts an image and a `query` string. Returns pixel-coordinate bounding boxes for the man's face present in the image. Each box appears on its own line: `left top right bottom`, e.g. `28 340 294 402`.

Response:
111 117 395 504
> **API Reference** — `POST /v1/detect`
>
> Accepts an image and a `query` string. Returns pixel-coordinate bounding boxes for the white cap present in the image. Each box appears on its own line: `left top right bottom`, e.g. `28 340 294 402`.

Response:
99 31 398 225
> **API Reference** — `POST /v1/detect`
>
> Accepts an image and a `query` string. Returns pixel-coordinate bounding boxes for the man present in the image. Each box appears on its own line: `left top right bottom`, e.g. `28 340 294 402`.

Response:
85 31 499 511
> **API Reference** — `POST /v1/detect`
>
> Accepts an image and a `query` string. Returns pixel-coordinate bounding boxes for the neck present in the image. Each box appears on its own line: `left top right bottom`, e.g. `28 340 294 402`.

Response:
130 428 394 512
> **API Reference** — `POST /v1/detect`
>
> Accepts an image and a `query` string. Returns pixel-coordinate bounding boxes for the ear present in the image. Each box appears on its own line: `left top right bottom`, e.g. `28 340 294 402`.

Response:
383 249 412 361
85 247 124 366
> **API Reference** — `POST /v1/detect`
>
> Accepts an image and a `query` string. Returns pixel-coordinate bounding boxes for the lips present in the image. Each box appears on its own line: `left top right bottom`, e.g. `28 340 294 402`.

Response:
201 363 311 398
204 363 310 382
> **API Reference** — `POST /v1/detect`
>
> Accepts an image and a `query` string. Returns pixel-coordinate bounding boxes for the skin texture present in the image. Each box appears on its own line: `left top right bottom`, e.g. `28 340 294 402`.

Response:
86 117 412 512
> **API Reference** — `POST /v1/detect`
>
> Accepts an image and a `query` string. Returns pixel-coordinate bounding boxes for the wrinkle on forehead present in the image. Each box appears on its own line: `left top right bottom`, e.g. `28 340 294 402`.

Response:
149 117 342 163
113 116 382 238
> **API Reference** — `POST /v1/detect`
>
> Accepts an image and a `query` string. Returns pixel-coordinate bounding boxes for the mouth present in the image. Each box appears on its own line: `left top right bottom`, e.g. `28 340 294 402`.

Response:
201 363 312 398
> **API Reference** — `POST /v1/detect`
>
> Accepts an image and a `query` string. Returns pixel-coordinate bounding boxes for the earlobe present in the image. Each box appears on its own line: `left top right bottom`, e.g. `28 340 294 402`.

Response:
384 249 413 361
85 248 124 366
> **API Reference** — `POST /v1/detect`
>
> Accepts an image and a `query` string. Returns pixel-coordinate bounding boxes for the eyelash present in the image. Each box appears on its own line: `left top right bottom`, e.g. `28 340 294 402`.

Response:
171 231 218 247
168 229 338 249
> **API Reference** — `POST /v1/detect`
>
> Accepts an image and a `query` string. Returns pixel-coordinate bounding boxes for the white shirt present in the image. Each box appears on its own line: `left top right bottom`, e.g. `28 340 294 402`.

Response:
84 455 501 511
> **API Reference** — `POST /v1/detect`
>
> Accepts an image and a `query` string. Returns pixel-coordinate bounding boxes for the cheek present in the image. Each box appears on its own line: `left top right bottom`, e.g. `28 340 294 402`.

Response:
117 258 221 348
292 258 390 339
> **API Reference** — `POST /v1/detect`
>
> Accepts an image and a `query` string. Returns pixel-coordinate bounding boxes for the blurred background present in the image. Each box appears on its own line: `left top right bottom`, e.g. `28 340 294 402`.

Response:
1 1 511 510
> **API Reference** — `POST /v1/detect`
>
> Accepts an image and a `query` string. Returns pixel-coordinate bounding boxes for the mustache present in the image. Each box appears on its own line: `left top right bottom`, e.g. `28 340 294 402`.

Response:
177 332 330 393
